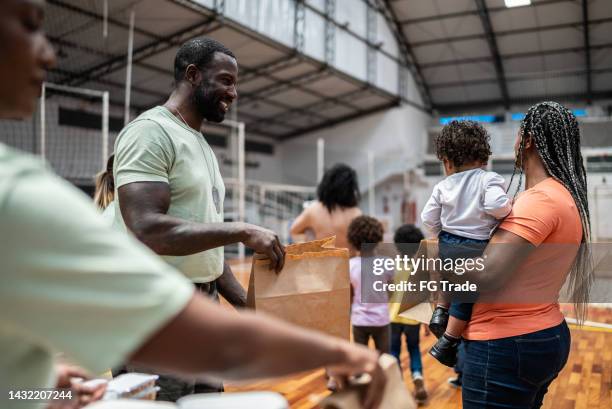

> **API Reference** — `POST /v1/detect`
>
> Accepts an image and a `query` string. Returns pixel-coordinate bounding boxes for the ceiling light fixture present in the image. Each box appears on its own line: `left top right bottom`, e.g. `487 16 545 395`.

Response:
504 0 532 7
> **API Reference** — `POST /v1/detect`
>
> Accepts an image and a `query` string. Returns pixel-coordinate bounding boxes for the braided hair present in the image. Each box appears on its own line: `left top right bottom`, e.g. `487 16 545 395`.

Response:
509 101 592 322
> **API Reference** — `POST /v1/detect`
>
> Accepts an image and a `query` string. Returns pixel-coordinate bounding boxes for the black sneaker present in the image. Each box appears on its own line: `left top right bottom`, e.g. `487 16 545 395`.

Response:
428 306 449 338
429 334 460 367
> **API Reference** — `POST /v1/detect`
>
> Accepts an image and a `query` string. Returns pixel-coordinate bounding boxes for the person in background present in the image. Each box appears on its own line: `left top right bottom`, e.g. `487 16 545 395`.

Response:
389 224 428 403
94 154 114 211
421 120 512 367
348 216 393 355
0 3 386 409
94 153 116 224
291 163 362 251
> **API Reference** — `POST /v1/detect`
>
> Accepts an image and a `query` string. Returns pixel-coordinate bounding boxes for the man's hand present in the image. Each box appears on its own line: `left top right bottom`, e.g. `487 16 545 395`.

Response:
241 223 285 272
327 343 386 409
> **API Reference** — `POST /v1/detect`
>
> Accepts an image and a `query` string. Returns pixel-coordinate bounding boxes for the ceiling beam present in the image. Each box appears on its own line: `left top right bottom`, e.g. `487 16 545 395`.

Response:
582 0 592 104
51 33 325 94
239 70 329 105
61 15 221 87
410 17 612 49
246 89 360 129
399 0 572 25
47 69 152 111
428 67 612 90
49 36 328 122
248 88 378 129
141 86 329 126
434 90 612 113
47 0 164 42
474 0 509 109
419 42 612 69
48 35 174 78
277 101 399 140
239 92 329 122
239 56 303 84
50 67 167 100
234 111 301 132
381 0 432 110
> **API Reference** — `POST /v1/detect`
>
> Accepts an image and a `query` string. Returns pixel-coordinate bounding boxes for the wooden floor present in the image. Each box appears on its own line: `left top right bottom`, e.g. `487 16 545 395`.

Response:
225 261 612 409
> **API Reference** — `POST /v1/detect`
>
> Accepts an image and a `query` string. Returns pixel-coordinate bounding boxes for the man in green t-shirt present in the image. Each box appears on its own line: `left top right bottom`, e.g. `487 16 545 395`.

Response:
113 38 282 301
111 37 287 399
0 2 385 409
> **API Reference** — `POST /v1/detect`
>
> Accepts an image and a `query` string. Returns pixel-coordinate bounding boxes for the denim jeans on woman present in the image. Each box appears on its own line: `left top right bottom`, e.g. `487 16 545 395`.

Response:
462 321 571 409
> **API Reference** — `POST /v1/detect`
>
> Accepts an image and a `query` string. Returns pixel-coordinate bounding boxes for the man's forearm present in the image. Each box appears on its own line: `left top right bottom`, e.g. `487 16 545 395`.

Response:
130 294 347 380
216 262 247 308
131 213 247 256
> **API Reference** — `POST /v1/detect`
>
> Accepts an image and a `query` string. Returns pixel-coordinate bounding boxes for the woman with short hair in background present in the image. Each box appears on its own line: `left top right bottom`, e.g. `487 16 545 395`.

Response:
291 163 362 251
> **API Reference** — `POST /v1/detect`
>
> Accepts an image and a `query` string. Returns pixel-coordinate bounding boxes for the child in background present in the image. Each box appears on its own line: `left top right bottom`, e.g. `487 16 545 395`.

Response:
348 215 393 354
421 120 512 367
389 224 428 403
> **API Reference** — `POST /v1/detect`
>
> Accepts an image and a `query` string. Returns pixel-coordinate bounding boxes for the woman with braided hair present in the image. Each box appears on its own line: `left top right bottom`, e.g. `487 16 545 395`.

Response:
455 101 591 409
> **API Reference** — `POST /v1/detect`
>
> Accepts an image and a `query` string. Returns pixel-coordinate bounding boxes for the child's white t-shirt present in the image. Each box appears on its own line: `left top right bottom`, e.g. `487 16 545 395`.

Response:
421 168 512 240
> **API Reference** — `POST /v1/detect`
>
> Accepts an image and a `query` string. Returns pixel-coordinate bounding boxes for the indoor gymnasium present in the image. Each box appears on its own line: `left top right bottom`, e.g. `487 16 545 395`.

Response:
0 0 610 408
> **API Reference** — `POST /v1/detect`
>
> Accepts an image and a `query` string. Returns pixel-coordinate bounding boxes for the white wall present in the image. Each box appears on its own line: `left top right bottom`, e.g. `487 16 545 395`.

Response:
279 103 432 188
211 136 286 185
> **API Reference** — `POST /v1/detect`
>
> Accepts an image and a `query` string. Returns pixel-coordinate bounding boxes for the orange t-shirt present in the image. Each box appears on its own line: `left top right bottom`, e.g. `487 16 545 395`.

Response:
464 177 583 340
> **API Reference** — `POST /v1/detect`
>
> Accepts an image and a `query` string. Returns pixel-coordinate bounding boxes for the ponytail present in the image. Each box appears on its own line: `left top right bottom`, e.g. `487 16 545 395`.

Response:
94 154 115 210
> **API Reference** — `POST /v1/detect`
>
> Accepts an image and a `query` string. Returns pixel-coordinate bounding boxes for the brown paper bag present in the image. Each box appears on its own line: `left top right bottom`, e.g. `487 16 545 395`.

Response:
320 354 416 409
247 236 350 340
398 239 438 316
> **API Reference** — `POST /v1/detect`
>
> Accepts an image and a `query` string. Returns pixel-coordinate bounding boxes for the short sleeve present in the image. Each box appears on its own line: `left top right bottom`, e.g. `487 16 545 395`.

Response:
483 172 512 219
420 184 442 238
498 189 558 246
0 170 193 374
114 120 175 188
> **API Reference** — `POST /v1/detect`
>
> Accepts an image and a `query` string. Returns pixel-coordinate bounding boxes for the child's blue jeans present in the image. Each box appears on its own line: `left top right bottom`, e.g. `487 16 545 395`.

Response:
438 231 488 321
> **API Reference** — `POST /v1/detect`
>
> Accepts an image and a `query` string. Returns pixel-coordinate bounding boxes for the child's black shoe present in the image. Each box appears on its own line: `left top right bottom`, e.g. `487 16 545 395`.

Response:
429 334 460 367
428 306 449 338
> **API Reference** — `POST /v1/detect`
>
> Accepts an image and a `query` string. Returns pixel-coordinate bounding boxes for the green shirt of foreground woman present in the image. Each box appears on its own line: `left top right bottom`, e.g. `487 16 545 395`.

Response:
0 2 385 409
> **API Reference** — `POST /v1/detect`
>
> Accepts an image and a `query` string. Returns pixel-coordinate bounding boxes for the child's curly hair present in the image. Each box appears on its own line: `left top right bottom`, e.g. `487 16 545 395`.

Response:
347 215 384 250
435 120 492 167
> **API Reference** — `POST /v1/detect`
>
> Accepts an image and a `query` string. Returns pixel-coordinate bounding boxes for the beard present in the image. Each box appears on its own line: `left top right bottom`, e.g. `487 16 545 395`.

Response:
193 82 225 123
